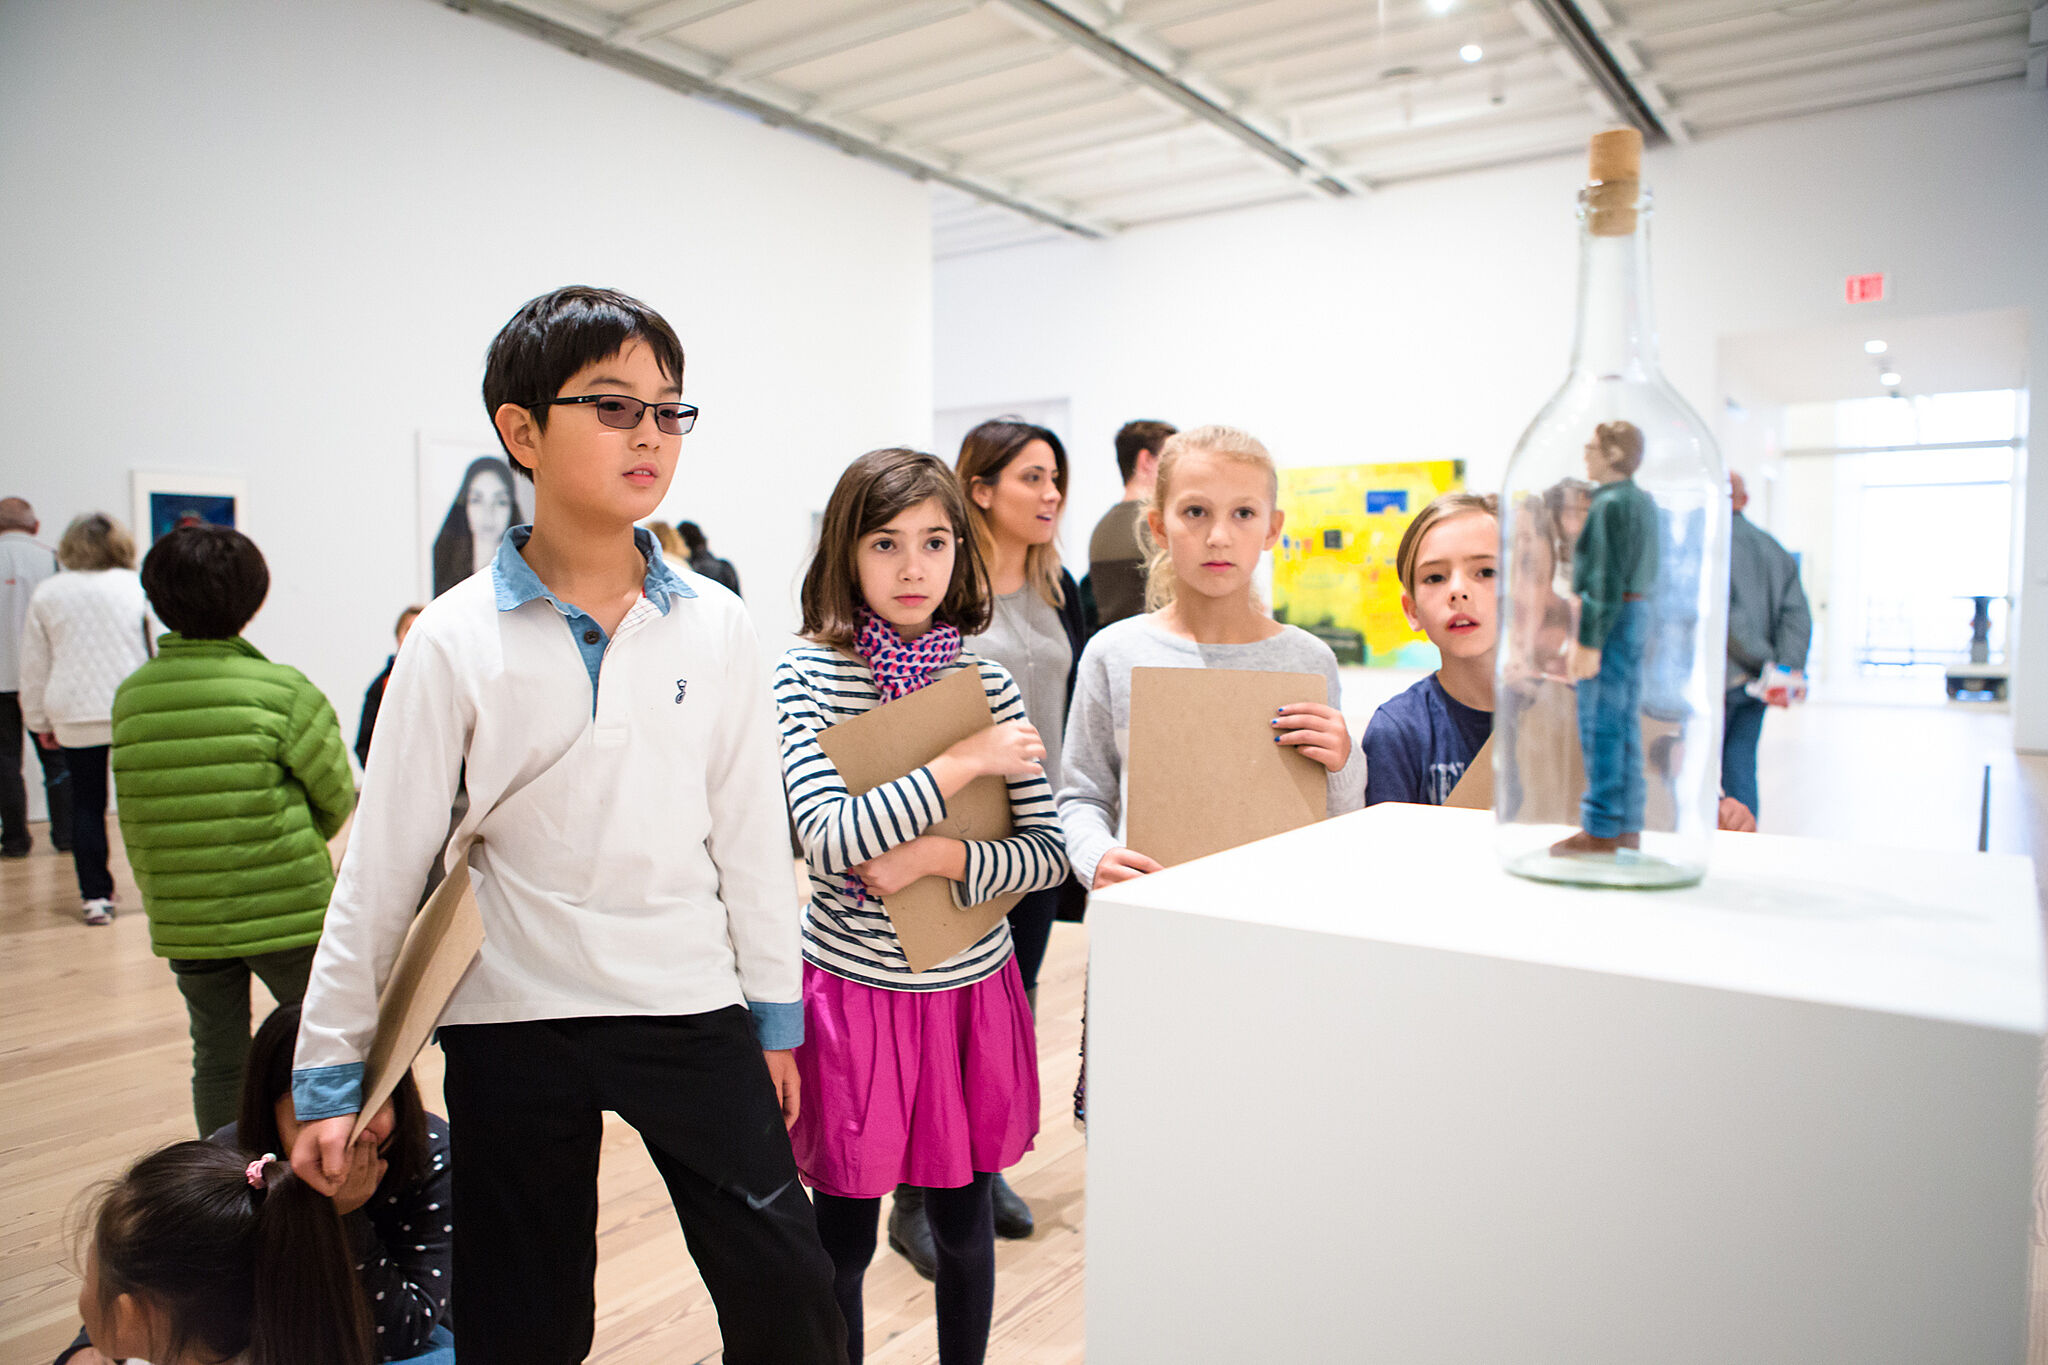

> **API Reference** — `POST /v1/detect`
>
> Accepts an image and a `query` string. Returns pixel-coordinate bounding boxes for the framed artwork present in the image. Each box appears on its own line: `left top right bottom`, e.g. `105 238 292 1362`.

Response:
1273 460 1466 667
417 432 534 600
130 472 246 547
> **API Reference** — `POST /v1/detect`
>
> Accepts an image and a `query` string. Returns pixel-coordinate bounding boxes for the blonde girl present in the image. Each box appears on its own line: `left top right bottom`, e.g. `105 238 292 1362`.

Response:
773 447 1069 1365
1057 424 1365 893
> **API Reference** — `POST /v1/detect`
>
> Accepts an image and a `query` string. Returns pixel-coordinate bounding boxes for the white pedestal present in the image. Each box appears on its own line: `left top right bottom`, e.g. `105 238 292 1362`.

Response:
1086 804 2042 1365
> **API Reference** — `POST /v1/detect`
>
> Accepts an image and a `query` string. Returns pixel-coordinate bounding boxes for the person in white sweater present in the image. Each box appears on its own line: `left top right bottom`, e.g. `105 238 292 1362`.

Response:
19 513 153 923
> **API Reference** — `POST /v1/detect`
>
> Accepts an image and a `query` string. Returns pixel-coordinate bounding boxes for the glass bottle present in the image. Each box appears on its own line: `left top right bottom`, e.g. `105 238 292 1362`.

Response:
1492 128 1729 888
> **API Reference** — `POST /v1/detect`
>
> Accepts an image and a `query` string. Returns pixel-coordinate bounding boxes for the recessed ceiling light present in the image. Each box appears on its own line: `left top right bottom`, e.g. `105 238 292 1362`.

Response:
1459 43 1483 62
1427 0 1455 12
1879 370 1902 387
1863 339 1887 354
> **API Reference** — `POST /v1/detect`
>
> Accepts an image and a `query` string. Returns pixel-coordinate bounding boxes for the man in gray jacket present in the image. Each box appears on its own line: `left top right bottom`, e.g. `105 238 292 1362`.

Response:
1724 472 1811 817
0 497 68 857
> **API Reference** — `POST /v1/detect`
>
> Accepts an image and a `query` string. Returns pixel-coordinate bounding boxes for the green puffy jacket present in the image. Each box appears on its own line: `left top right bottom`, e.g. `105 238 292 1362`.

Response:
111 635 356 959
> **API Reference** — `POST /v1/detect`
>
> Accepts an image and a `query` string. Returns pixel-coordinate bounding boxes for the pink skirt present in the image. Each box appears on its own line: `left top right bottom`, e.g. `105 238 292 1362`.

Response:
791 958 1040 1199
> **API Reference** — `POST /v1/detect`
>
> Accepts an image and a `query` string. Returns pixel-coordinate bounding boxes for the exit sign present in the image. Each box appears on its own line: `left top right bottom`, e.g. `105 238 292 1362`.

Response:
1845 272 1887 304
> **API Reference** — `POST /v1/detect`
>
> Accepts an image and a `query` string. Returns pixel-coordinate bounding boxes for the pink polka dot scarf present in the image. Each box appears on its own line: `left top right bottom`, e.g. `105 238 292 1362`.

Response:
856 607 962 702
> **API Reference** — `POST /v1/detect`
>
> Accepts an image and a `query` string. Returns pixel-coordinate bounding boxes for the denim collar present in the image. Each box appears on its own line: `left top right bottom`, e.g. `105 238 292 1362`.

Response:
491 525 695 616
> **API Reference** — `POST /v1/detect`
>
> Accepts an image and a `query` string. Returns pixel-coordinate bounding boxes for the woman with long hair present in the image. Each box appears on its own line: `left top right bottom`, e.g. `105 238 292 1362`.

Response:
430 457 520 597
942 418 1089 1253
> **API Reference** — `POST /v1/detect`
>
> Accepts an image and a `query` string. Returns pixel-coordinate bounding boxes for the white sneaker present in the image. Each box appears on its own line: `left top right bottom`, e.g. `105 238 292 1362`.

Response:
82 898 115 926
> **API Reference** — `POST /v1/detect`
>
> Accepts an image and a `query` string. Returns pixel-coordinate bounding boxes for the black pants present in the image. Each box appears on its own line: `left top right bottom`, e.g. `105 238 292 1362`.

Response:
815 1175 995 1365
438 1010 847 1365
1006 886 1060 996
61 745 111 901
0 692 69 855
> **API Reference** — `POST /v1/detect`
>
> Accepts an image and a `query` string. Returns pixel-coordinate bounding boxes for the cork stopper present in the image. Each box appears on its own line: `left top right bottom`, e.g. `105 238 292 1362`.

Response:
1588 128 1641 184
1585 127 1641 237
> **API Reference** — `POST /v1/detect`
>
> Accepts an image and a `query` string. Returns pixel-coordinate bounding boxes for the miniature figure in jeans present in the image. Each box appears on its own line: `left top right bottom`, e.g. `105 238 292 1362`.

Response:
1554 420 1659 857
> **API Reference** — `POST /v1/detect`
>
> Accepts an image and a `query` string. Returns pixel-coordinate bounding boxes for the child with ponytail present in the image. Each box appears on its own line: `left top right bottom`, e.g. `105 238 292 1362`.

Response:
775 447 1069 1365
73 1142 373 1365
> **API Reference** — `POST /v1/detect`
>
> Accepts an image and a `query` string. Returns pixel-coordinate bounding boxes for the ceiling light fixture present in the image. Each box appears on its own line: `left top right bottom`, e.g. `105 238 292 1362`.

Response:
1879 370 1902 387
1428 0 1456 12
1863 339 1887 354
1460 43 1484 62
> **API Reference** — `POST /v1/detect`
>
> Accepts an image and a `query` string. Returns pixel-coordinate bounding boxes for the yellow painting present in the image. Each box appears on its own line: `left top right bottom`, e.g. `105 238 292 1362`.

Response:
1273 461 1465 666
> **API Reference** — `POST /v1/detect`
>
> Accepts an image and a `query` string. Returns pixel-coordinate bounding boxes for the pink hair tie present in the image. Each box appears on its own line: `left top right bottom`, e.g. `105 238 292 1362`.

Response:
245 1154 275 1190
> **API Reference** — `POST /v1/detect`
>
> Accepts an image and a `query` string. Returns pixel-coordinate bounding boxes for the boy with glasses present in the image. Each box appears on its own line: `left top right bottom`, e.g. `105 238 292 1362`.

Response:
289 286 845 1364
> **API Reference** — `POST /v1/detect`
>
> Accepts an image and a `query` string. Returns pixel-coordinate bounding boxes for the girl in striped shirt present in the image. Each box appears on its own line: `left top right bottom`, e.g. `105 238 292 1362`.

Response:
773 447 1068 1365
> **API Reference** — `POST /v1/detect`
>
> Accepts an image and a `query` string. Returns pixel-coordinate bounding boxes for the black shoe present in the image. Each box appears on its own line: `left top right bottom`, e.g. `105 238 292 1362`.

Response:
990 1171 1033 1239
0 845 29 860
887 1186 936 1281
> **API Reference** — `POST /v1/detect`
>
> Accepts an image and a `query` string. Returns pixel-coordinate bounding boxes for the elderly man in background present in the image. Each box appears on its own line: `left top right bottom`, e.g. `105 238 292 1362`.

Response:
0 497 68 858
1724 472 1811 818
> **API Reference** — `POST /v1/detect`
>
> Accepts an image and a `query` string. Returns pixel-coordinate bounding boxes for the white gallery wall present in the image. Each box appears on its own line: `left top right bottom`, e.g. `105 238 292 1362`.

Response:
935 83 2048 745
0 0 933 749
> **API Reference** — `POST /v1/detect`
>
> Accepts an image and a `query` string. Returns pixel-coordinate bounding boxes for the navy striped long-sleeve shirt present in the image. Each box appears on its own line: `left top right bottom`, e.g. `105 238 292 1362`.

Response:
774 645 1068 991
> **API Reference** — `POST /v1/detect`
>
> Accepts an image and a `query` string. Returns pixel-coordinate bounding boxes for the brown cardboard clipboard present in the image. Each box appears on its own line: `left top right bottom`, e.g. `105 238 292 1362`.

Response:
1443 733 1496 809
1125 667 1328 868
348 848 485 1143
815 667 1024 974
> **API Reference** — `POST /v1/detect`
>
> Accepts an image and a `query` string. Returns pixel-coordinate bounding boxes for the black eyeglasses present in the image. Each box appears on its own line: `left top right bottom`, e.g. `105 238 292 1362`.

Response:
527 394 699 436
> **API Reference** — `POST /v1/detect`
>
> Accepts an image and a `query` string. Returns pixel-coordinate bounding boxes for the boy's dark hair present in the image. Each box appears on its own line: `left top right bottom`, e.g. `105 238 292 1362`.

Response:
1115 419 1177 484
677 521 707 555
84 1142 373 1365
801 448 992 647
141 525 269 639
236 1002 429 1201
481 286 686 480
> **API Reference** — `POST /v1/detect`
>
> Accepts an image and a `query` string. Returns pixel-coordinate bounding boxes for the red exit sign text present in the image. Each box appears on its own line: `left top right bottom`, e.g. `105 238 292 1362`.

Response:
1845 272 1887 304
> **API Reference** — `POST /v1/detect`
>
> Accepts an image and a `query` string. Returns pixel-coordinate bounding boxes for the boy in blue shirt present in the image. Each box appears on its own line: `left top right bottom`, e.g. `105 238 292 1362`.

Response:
1364 493 1499 805
290 287 845 1363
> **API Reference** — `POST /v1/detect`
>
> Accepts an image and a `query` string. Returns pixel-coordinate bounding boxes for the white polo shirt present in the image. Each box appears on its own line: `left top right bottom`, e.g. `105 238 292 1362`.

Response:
294 527 803 1119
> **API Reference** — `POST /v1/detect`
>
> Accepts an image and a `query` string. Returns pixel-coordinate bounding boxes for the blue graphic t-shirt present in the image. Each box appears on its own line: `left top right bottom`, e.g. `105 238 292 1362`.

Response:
1362 674 1493 806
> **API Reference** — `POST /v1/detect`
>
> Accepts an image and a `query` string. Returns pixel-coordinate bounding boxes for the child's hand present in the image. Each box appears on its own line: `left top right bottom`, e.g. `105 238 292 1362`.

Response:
291 1115 360 1197
763 1049 801 1129
1716 796 1756 832
1272 702 1352 772
1092 847 1164 890
943 720 1046 779
851 838 934 898
331 1133 389 1216
1568 642 1603 680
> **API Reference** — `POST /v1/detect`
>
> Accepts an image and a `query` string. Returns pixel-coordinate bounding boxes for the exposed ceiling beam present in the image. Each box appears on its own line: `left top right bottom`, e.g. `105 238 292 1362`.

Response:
988 0 1362 195
807 37 1059 118
606 0 754 48
1517 0 1673 144
440 0 1109 238
718 0 979 83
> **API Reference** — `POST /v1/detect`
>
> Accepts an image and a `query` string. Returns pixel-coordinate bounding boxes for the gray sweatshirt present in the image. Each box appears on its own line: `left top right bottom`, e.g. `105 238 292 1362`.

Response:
1056 614 1367 887
1727 513 1812 688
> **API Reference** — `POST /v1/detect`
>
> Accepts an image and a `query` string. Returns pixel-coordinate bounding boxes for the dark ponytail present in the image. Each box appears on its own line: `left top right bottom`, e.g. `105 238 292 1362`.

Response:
87 1142 372 1365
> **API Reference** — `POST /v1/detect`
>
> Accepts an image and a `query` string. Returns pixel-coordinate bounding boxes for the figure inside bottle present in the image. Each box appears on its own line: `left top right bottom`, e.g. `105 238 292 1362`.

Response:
1552 419 1659 858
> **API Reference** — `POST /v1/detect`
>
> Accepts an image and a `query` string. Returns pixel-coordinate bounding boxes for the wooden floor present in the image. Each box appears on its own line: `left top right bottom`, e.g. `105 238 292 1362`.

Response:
2 695 2042 1363
0 835 1088 1365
